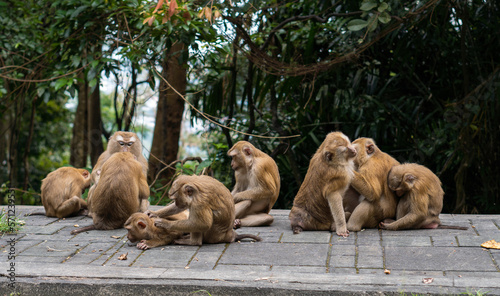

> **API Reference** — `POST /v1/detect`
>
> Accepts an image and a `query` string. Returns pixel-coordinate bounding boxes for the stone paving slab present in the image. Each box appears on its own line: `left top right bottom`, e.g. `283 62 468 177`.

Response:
0 205 499 295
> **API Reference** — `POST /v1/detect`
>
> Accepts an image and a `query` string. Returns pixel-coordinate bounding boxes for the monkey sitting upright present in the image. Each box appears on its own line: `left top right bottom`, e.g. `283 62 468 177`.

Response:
71 152 150 234
227 141 281 228
289 131 357 237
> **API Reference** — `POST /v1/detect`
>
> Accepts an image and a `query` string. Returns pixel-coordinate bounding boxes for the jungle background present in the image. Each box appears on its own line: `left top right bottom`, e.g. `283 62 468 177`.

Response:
1 0 499 214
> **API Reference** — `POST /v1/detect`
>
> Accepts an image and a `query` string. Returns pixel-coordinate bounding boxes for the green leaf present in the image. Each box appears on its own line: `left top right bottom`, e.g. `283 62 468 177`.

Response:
54 78 67 91
378 11 391 24
89 78 97 88
347 19 368 31
378 2 389 13
360 0 377 11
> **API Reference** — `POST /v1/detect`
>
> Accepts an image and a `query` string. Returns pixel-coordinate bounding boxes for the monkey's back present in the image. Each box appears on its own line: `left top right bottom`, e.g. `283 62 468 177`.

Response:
41 167 85 217
90 152 142 229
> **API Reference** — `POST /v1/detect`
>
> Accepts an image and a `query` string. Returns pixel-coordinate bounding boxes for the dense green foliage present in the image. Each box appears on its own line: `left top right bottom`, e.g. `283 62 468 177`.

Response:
1 0 499 213
190 0 500 213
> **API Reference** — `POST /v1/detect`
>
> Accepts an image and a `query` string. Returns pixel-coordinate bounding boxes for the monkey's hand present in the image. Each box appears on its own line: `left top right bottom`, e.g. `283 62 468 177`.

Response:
154 218 172 230
137 240 151 250
145 210 158 218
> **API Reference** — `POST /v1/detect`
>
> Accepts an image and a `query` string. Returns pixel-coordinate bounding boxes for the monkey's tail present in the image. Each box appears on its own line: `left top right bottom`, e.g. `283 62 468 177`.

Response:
70 224 97 235
235 234 262 242
438 224 468 230
25 211 46 216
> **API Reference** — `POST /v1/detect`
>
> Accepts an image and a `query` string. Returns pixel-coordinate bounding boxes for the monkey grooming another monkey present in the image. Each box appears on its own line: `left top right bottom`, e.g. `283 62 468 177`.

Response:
227 141 281 228
346 138 400 231
153 175 262 246
91 131 148 183
380 163 468 230
30 167 91 218
289 131 356 237
124 212 185 250
71 152 150 235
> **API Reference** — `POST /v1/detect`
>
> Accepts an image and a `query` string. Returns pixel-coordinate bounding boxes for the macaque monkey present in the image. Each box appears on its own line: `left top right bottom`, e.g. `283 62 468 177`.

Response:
289 132 357 237
152 175 262 246
31 167 91 218
227 141 280 228
346 138 400 231
71 152 150 234
91 131 148 183
380 163 467 230
124 212 186 250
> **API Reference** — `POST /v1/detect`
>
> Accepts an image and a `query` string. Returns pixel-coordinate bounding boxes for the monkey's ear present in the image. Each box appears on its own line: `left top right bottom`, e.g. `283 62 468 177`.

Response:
137 220 147 229
366 143 375 155
403 173 416 185
184 185 195 196
82 170 90 177
324 151 333 161
242 145 253 156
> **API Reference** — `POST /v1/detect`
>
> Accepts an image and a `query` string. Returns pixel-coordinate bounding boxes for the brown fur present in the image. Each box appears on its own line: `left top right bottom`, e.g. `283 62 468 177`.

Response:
289 132 356 237
36 167 91 218
124 212 185 250
346 138 400 231
153 175 262 245
71 152 150 234
91 131 148 183
227 141 281 228
380 163 467 230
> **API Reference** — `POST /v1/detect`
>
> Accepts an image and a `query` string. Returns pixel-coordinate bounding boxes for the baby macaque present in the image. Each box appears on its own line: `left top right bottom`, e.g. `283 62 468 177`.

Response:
32 167 91 218
152 175 262 245
124 212 186 250
227 141 280 228
71 152 150 234
380 163 467 230
289 131 356 237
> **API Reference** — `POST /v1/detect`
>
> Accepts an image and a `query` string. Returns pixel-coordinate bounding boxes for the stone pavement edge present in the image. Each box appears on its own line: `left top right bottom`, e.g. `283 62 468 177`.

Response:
1 206 500 295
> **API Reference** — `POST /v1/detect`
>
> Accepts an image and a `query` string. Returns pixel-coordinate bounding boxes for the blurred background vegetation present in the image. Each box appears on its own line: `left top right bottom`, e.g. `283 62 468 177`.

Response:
1 0 499 213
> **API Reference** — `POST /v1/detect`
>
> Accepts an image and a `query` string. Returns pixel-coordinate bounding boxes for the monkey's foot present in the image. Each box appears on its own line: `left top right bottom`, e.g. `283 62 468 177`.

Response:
233 219 241 229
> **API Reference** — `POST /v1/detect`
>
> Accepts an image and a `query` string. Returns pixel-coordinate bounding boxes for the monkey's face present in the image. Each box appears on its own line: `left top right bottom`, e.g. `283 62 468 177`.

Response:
323 133 356 163
109 132 141 153
124 213 151 242
352 138 377 168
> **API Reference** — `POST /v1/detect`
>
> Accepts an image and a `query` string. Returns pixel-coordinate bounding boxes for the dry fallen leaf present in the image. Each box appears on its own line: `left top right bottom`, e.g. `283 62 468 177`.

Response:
422 278 434 284
111 235 121 239
73 224 79 227
118 252 128 260
481 240 500 250
384 269 391 275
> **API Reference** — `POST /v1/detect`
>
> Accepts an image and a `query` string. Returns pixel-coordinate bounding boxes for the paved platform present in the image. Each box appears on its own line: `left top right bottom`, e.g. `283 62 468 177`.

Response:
1 205 499 295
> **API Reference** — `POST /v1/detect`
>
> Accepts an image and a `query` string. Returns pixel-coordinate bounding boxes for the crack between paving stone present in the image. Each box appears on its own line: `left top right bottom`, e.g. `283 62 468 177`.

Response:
101 239 128 266
211 244 227 270
354 231 359 274
61 242 91 264
325 232 334 273
486 249 500 272
186 246 201 269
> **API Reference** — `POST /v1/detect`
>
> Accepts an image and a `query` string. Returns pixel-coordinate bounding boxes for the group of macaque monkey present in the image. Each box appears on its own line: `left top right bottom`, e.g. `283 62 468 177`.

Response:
35 130 465 250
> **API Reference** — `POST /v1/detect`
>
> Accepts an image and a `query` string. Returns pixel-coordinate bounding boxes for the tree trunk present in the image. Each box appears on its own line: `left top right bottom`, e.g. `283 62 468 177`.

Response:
88 77 104 166
148 42 187 183
70 72 89 168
